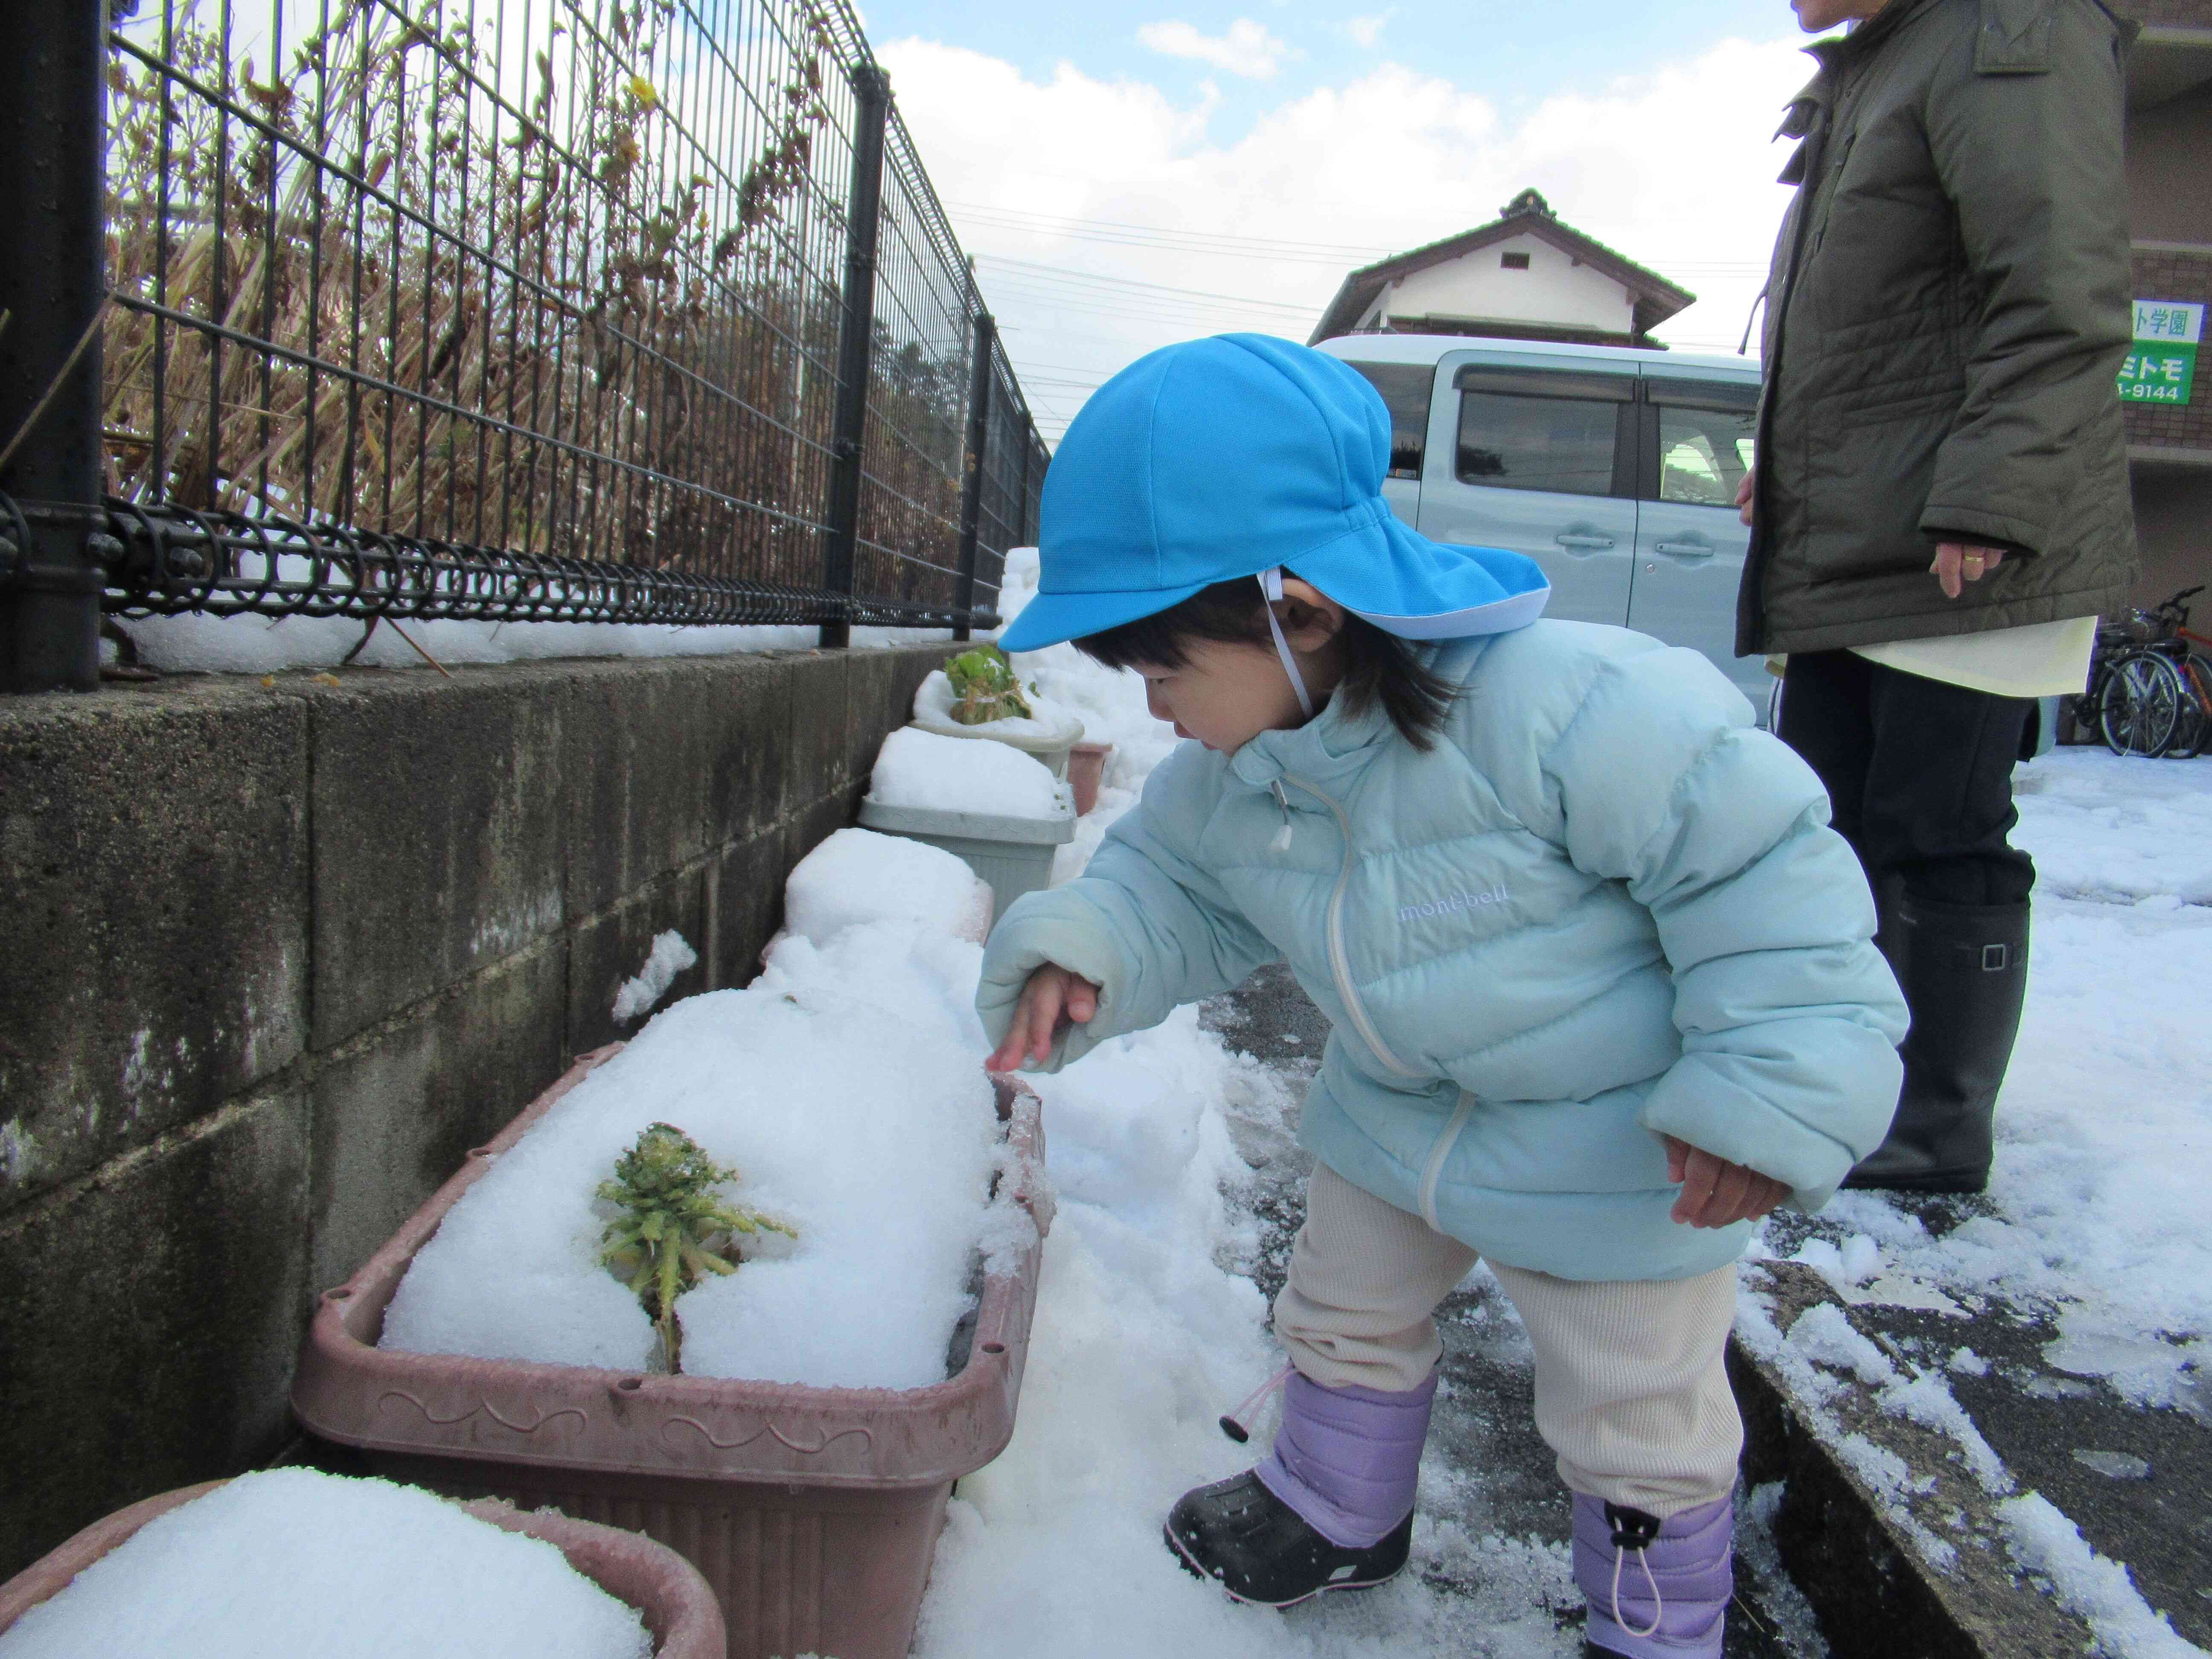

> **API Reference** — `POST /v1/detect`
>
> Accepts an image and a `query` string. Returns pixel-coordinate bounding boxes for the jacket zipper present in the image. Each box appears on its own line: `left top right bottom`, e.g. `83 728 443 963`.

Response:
1417 1094 1475 1233
1278 773 1470 1225
1278 775 1422 1080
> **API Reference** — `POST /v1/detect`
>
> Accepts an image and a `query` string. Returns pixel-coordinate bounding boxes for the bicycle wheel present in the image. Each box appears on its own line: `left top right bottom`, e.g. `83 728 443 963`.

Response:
2098 650 2185 757
2178 652 2212 760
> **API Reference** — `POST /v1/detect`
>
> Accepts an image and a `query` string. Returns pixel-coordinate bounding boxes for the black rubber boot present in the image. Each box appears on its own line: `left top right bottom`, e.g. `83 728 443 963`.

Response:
1843 895 2029 1194
1163 1471 1413 1608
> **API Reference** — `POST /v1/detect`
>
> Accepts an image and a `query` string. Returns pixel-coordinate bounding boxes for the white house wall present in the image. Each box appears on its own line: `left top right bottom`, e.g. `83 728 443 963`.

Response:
1380 233 1635 333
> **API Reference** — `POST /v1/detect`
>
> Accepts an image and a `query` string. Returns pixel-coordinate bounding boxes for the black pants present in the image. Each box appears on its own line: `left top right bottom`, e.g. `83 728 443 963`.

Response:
1778 650 2036 909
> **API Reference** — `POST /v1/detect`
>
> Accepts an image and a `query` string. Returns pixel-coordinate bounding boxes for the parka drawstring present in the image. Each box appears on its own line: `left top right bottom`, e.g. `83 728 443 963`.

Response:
1270 781 1294 853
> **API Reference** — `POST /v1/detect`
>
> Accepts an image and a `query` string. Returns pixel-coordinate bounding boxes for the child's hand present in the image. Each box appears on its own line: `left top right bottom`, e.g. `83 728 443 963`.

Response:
1664 1136 1791 1228
986 964 1102 1072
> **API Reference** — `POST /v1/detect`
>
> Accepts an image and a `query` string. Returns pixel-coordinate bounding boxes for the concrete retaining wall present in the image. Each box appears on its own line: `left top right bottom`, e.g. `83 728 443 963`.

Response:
0 643 945 1577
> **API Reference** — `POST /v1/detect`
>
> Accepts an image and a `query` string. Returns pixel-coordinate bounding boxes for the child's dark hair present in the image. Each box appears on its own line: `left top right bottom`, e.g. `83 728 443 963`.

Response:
1072 575 1459 750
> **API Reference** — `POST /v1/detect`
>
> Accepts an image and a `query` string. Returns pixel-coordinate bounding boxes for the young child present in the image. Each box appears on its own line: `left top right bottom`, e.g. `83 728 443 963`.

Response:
978 335 1907 1659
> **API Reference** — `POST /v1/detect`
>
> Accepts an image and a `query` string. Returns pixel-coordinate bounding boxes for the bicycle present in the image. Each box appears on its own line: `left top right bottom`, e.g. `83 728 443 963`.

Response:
2148 586 2212 760
2088 586 2212 759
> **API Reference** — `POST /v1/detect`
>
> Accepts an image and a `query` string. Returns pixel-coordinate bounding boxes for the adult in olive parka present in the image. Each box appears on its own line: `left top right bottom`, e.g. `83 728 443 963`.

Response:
1737 0 2139 1191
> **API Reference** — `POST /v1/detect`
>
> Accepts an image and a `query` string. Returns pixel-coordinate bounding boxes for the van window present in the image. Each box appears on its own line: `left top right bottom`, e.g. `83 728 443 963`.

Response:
1342 361 1433 479
1653 384 1757 506
1452 369 1632 497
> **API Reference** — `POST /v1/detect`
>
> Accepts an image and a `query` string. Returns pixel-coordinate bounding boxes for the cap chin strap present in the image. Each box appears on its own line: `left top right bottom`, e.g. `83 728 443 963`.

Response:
1257 568 1316 721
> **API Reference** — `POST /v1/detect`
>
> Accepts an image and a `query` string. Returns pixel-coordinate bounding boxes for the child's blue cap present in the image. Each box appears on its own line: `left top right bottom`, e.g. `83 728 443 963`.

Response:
998 334 1549 653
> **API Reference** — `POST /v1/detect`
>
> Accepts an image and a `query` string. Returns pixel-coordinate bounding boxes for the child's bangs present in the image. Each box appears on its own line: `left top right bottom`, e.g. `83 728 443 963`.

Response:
1070 580 1271 671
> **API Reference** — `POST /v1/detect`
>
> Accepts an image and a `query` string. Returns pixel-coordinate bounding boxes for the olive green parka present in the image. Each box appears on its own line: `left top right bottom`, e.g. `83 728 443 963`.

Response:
1737 0 2139 657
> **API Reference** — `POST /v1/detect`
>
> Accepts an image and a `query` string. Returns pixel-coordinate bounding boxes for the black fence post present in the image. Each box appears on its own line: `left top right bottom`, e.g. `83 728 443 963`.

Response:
950 310 994 643
0 0 110 693
819 64 890 651
1016 418 1036 546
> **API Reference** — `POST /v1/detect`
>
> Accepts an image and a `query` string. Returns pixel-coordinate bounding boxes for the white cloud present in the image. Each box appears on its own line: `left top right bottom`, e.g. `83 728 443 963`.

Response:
1135 17 1292 79
1345 10 1394 48
877 35 1811 437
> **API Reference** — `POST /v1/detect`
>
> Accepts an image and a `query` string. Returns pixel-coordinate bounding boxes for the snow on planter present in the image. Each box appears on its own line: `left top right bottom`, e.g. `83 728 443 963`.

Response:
379 923 1007 1388
908 668 1085 778
782 828 992 948
0 1470 655 1659
870 725 1068 819
859 730 1076 920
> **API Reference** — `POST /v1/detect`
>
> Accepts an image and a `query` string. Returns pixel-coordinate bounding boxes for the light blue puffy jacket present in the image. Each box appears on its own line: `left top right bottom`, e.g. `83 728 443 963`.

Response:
977 621 1909 1281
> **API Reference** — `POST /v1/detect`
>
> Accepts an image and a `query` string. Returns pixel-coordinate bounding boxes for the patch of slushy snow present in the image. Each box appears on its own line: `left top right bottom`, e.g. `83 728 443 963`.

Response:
0 1469 651 1659
1995 1492 2206 1659
869 725 1067 819
381 922 1002 1388
609 929 696 1024
783 828 992 947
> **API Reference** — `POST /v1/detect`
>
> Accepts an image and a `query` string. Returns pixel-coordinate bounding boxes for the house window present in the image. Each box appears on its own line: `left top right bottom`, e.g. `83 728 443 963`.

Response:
1500 252 1531 271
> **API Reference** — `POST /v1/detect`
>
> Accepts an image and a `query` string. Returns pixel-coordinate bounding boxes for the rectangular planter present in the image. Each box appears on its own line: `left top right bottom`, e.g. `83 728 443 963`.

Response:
855 797 1075 920
291 1050 1054 1659
0 1478 726 1656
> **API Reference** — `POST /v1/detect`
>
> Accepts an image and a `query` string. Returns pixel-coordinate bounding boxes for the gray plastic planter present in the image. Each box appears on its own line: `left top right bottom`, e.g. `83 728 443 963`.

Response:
0 1479 726 1656
291 1049 1052 1659
856 795 1075 919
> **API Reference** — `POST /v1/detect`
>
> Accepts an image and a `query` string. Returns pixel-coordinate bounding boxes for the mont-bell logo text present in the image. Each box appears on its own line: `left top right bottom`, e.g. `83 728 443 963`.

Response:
1399 884 1508 924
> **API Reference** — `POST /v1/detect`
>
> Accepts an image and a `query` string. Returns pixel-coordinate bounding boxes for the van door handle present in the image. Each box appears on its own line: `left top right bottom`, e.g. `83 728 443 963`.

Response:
1554 532 1615 551
1652 539 1714 560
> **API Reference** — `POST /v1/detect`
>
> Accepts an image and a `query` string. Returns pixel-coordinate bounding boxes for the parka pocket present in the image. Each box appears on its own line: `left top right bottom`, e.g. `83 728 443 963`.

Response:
1837 387 1959 429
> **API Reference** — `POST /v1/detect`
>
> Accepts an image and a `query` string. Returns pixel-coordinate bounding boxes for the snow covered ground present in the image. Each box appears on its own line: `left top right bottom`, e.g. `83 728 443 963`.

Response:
1768 751 2212 1428
1752 747 2212 1659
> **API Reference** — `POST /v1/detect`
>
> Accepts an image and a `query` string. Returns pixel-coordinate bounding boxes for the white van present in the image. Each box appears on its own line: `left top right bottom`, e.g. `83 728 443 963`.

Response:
1316 333 1768 718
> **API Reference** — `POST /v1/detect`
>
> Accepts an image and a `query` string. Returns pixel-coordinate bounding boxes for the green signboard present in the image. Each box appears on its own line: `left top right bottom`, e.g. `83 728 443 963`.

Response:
2119 300 2200 406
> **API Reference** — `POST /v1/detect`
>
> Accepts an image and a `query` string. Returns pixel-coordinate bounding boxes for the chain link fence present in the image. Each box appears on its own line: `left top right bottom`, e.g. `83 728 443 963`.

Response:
0 0 1048 687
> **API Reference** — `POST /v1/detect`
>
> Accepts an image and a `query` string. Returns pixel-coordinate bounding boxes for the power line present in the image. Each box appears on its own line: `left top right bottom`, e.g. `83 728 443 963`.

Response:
976 254 1323 317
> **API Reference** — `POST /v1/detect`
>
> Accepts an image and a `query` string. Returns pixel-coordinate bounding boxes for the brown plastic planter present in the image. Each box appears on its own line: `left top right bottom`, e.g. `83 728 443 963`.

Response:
292 1049 1053 1659
1066 741 1115 817
0 1478 725 1655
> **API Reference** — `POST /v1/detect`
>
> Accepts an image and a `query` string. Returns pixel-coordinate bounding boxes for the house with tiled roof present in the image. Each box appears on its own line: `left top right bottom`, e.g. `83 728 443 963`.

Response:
1308 189 1694 350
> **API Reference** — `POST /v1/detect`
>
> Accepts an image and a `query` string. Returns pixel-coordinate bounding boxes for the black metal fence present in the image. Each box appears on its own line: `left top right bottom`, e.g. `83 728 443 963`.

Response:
0 0 1048 692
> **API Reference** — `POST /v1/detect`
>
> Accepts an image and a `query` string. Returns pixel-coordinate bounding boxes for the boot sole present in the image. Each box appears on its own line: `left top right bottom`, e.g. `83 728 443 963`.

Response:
1839 1170 1988 1194
1161 1521 1406 1609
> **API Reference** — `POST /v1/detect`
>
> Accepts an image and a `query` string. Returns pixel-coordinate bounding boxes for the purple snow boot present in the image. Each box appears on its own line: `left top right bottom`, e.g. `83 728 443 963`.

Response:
1164 1367 1436 1607
1572 1491 1734 1659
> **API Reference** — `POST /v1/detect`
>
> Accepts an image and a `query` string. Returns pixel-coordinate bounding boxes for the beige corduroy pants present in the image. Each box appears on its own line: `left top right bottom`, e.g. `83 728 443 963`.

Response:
1271 1162 1743 1518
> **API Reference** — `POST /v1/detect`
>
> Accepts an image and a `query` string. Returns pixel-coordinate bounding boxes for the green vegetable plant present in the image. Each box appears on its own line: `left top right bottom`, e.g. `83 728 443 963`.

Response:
598 1123 795 1373
944 645 1034 725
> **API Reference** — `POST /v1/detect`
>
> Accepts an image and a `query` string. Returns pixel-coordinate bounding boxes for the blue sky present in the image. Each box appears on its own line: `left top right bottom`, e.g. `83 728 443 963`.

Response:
864 0 1796 140
868 5 1818 439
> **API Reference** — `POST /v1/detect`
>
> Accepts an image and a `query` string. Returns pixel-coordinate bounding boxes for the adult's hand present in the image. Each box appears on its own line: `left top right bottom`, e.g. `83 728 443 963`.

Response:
1930 541 2005 600
985 963 1101 1073
1664 1135 1792 1228
1735 468 1756 527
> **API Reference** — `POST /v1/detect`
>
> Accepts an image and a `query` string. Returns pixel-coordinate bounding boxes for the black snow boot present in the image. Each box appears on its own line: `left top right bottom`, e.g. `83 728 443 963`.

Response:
1843 894 2029 1194
1163 1471 1413 1608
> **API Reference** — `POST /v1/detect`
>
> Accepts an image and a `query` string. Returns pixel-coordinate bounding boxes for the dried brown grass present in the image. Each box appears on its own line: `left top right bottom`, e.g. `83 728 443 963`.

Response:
102 0 975 602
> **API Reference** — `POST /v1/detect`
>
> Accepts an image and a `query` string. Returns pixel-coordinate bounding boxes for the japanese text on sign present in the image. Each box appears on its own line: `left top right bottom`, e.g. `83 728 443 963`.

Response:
2120 300 2200 406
